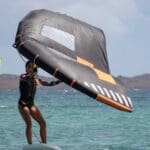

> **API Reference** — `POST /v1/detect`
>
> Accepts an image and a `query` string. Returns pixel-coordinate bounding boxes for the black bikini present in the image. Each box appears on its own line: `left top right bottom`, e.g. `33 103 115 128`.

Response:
18 74 61 109
18 74 37 109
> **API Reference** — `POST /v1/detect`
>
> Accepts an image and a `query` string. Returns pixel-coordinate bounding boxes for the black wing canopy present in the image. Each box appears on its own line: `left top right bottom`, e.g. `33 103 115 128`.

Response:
14 9 132 112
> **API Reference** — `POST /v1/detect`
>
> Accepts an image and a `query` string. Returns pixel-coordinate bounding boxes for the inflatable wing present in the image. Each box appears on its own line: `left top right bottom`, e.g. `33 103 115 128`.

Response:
14 9 132 112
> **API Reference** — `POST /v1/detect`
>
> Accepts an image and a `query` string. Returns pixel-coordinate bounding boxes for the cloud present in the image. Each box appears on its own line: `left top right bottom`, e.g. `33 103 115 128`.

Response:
1 0 141 37
60 0 141 36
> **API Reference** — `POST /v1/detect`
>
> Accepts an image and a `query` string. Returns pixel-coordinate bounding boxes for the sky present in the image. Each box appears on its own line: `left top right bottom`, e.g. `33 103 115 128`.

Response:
0 0 150 77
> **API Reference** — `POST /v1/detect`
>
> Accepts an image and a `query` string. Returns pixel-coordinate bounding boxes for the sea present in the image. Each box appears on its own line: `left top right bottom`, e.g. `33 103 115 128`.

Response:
0 88 150 150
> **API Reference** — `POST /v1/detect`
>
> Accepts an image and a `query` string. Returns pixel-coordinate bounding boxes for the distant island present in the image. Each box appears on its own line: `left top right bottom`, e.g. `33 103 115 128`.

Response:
0 74 69 90
0 73 150 89
117 74 150 89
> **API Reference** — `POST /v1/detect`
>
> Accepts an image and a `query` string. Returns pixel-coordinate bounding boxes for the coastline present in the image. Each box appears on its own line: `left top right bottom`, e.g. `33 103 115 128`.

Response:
0 73 150 90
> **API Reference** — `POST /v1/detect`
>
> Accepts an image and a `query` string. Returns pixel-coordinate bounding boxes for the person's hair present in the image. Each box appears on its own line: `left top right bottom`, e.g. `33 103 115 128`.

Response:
25 60 33 68
25 60 38 72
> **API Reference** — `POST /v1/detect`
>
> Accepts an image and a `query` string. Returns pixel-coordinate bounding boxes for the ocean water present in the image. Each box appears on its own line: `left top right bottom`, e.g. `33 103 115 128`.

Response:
0 88 150 150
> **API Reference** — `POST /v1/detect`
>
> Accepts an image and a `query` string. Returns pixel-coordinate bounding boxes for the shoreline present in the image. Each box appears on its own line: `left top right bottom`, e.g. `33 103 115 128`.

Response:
0 73 150 89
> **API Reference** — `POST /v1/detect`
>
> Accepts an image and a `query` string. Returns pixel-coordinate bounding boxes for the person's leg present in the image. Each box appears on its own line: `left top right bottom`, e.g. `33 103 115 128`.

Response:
30 105 46 143
18 106 32 144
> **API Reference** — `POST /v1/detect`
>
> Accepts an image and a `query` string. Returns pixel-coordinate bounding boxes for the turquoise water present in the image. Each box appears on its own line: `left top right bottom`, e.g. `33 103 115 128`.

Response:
0 88 150 150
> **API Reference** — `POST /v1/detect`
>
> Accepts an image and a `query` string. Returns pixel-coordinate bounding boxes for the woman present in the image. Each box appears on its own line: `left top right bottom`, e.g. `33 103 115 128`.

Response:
18 60 61 144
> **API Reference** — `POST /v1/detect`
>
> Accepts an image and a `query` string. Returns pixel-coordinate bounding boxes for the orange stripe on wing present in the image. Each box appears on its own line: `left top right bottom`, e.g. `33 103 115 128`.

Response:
70 80 76 87
77 56 94 68
76 56 116 85
53 68 59 76
94 68 116 85
96 94 132 112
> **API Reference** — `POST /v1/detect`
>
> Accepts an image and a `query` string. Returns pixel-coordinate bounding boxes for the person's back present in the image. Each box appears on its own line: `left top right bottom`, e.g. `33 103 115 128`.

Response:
19 73 37 109
18 60 61 144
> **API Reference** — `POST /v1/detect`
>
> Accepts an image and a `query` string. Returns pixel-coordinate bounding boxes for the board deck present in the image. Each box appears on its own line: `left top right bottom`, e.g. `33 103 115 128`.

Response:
22 143 61 150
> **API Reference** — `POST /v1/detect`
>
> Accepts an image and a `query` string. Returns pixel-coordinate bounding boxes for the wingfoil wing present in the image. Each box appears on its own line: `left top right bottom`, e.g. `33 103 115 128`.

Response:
14 9 132 112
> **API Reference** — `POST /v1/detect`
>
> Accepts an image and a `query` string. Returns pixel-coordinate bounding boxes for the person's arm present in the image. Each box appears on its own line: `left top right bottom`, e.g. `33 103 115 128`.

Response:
39 79 62 86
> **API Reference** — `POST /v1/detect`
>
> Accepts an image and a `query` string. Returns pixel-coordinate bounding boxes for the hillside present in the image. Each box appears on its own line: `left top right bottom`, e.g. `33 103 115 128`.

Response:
118 73 150 89
0 73 150 89
0 74 69 89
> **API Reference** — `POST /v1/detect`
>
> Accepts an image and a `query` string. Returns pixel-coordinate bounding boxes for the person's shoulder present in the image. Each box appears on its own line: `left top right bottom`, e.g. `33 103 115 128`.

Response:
20 73 27 80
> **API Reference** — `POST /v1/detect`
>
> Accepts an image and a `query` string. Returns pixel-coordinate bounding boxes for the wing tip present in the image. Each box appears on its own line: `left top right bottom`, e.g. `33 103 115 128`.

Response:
96 94 132 112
